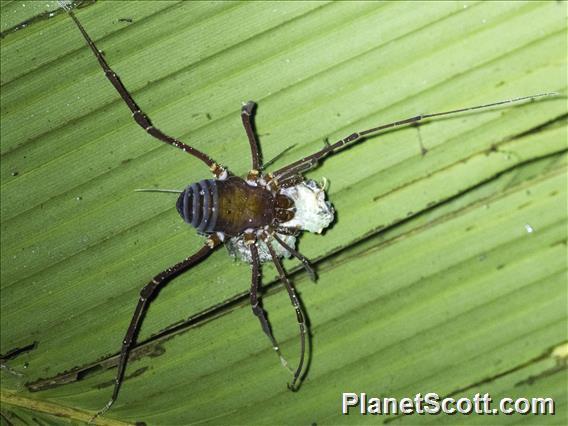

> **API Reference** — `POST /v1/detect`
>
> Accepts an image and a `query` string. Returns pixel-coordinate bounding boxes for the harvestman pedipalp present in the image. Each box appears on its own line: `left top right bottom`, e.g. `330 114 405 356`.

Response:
57 1 556 421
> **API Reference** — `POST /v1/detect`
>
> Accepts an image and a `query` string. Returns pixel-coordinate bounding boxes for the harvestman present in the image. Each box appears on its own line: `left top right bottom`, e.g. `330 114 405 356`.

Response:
58 1 555 420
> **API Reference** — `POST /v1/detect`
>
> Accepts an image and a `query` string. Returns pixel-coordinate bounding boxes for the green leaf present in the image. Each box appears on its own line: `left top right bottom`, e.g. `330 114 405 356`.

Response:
1 1 566 424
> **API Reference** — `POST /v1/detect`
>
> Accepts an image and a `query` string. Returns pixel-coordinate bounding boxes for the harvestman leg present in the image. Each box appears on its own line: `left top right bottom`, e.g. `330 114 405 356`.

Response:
275 226 301 237
272 94 555 180
92 239 221 421
62 7 220 173
272 233 317 282
241 101 262 171
266 242 307 391
249 243 292 372
276 175 305 189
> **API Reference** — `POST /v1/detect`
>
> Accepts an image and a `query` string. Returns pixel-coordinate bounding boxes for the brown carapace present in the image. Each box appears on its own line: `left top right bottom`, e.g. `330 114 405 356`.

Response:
176 177 296 236
59 1 555 421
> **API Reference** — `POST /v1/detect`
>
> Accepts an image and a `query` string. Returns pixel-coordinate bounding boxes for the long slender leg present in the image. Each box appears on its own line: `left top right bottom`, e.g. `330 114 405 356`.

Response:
262 144 297 170
249 243 292 372
61 6 220 173
272 93 555 180
241 101 262 171
272 233 316 282
278 175 305 189
266 243 307 391
275 226 301 237
91 238 221 422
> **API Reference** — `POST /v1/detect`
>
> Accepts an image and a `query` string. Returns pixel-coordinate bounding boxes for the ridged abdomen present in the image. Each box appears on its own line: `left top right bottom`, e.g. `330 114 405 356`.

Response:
176 177 277 237
176 179 219 233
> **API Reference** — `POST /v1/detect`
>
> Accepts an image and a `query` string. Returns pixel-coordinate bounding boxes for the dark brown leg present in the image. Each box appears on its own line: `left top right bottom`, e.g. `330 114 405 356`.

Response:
241 101 262 171
277 175 305 189
272 233 316 282
91 238 221 422
266 243 307 391
249 243 292 372
275 226 301 237
272 94 555 179
63 8 219 172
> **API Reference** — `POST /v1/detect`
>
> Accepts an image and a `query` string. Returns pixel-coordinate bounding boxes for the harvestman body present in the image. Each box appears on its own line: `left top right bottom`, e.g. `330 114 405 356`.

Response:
58 2 554 421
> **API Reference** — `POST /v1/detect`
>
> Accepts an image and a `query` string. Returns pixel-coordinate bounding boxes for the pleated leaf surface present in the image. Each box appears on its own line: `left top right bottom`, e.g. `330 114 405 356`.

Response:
1 1 566 424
